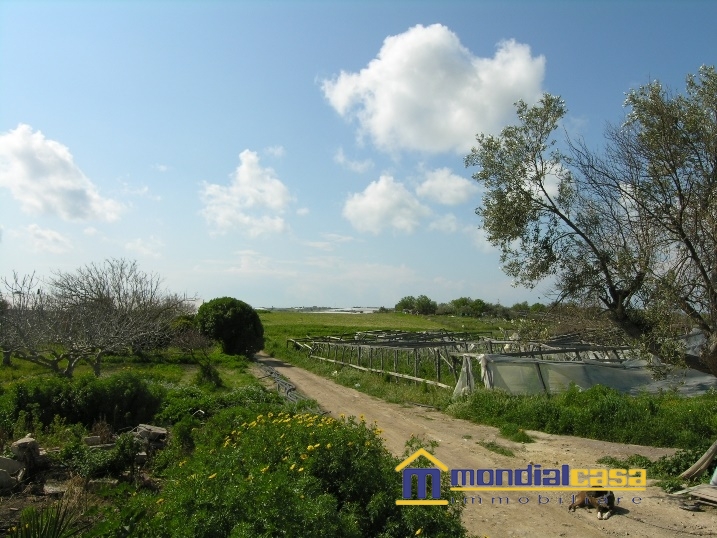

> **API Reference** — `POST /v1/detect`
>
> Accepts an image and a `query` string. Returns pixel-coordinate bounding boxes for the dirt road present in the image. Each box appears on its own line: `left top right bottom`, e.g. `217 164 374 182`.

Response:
252 354 717 538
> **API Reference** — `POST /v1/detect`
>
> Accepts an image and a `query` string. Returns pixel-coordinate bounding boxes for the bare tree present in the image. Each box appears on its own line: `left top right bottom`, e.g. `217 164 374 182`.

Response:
1 259 193 377
0 272 62 370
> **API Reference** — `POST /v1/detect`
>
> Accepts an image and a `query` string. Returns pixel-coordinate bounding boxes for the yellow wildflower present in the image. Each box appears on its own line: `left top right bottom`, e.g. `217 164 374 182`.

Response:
208 473 217 479
157 498 165 504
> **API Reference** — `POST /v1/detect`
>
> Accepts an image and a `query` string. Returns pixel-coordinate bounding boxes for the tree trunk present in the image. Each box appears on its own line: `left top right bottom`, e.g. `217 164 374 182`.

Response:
2 350 11 366
702 335 717 378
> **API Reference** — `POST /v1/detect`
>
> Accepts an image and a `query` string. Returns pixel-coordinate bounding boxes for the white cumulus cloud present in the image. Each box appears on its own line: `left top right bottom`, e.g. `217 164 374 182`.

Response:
321 24 545 154
200 149 292 236
343 174 431 234
416 167 479 205
0 124 123 221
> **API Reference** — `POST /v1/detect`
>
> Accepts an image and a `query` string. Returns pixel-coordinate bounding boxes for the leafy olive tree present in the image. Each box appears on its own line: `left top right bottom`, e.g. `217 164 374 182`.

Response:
466 66 717 375
195 297 264 356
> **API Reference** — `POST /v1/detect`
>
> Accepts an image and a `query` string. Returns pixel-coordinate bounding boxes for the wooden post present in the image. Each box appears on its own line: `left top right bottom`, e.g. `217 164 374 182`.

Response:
436 349 441 382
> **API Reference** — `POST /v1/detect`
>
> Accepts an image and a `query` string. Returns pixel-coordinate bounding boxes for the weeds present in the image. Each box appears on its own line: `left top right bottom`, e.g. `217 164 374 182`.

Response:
6 497 87 538
477 441 514 457
499 423 534 443
447 385 717 449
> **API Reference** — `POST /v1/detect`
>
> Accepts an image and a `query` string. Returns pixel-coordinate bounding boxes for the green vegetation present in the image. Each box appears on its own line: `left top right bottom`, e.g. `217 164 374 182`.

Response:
448 384 717 450
94 412 466 538
7 497 87 538
196 297 264 356
498 423 534 444
597 449 717 493
477 441 514 457
0 331 468 537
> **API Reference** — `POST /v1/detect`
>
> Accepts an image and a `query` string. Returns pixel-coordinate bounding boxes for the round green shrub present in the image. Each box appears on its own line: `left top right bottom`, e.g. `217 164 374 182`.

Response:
195 297 264 356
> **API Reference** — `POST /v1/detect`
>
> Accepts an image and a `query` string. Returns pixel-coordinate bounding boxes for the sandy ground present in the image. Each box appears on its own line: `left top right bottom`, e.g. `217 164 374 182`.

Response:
252 353 717 538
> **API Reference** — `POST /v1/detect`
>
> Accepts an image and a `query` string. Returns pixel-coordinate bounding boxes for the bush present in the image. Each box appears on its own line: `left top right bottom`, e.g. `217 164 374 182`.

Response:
195 297 264 356
103 409 467 537
58 432 141 479
0 372 165 433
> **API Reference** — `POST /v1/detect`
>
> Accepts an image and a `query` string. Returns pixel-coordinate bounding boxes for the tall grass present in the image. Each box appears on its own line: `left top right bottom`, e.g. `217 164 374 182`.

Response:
447 384 717 449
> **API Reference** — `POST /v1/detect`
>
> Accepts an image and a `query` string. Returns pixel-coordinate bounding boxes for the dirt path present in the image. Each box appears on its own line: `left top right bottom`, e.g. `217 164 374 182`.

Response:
252 354 717 538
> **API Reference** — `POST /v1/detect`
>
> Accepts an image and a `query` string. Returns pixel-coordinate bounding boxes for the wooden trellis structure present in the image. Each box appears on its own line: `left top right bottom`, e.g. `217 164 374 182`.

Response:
288 330 636 390
288 330 492 388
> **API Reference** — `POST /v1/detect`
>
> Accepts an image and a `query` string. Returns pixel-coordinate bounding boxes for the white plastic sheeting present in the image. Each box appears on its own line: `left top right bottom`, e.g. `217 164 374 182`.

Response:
471 354 717 396
452 355 475 399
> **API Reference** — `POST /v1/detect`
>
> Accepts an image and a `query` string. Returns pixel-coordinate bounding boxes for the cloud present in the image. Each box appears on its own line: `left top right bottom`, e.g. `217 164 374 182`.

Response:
121 181 161 201
296 207 310 216
343 174 431 234
264 145 286 158
464 225 494 252
416 167 479 205
334 147 373 173
200 149 292 236
224 250 298 278
125 236 164 258
304 233 354 251
152 163 169 172
23 224 73 254
321 24 545 154
429 213 459 233
0 124 123 221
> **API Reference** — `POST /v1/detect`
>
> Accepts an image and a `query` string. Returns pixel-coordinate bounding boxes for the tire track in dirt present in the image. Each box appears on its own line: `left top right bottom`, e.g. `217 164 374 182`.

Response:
252 354 717 538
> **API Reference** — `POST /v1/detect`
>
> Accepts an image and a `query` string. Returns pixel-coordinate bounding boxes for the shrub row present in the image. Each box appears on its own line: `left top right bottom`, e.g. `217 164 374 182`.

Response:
0 372 165 434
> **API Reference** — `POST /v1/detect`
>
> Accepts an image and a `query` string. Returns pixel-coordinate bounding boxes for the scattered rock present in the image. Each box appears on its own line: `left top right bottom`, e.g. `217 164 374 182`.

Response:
0 469 16 492
84 435 103 446
135 424 167 443
0 456 24 475
11 435 40 464
87 478 118 493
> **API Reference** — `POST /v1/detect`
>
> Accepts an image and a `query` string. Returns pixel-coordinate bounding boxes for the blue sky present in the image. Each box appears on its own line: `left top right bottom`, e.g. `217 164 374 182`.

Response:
1 0 715 309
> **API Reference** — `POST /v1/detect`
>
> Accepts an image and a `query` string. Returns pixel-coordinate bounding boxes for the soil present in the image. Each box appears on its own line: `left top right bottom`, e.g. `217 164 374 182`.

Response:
252 353 717 538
